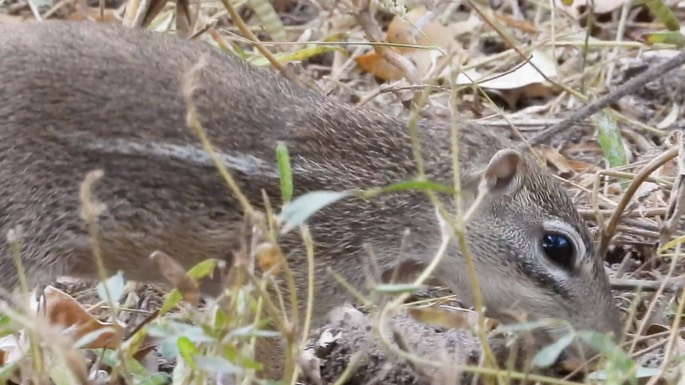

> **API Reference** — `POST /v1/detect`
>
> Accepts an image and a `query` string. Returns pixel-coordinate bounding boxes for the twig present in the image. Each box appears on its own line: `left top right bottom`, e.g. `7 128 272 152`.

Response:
610 277 684 293
524 48 685 147
598 147 679 256
660 132 685 247
645 244 685 385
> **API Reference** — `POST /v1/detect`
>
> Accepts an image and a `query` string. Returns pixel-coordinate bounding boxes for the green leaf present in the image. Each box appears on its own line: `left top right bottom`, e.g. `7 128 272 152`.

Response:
0 316 18 338
588 365 658 380
73 326 119 349
578 331 637 385
96 348 150 376
644 31 685 47
230 325 282 338
194 355 243 375
276 142 293 203
532 333 575 367
643 0 681 31
577 330 617 354
279 190 352 234
594 111 628 170
147 322 215 343
138 372 171 385
363 179 455 198
177 336 200 370
186 258 218 280
249 46 345 67
374 283 426 295
159 289 183 315
0 362 18 383
159 338 181 361
96 271 126 304
49 361 81 385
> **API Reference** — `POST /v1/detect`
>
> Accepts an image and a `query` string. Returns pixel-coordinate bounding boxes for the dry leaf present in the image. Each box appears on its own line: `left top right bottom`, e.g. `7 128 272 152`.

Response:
42 286 124 349
646 323 670 335
355 6 465 81
560 357 602 372
355 51 407 80
566 159 596 173
538 146 575 175
254 242 283 275
494 12 539 34
66 5 121 22
0 333 27 367
408 307 493 330
150 251 201 306
455 49 557 90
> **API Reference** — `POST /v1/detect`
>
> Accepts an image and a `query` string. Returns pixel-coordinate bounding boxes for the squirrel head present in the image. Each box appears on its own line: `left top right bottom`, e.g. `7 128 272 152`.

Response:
433 148 621 359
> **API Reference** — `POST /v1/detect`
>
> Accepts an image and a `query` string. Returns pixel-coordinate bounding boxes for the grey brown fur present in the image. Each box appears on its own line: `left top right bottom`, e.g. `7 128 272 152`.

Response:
0 21 620 373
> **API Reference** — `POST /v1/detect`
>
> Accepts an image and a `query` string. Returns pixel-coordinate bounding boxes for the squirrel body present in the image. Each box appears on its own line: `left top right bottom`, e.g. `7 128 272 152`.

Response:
0 21 620 369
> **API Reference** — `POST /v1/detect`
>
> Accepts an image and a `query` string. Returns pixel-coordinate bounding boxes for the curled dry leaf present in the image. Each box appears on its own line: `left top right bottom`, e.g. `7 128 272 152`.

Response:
0 333 27 367
538 146 575 176
254 242 283 275
66 7 122 23
355 6 466 81
455 49 558 108
150 251 201 306
408 306 495 331
42 286 124 350
455 49 558 90
559 356 603 372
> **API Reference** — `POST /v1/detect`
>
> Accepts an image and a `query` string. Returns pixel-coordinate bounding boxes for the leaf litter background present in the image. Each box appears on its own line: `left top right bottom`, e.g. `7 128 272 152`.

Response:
0 0 684 383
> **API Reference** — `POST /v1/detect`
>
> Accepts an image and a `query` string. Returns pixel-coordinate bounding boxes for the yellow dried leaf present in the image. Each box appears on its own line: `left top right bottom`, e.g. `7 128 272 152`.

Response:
356 6 465 81
150 251 201 306
42 286 124 349
255 242 283 275
408 307 493 330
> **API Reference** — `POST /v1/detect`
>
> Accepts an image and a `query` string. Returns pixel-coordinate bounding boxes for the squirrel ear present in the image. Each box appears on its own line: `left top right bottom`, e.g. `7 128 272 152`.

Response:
482 149 524 195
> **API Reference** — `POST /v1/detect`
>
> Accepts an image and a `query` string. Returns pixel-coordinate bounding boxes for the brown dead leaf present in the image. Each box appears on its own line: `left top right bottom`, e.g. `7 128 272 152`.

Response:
254 242 283 275
133 334 163 368
355 51 406 80
0 334 26 368
66 6 121 22
408 307 495 331
150 251 201 306
560 357 603 372
538 146 575 175
42 286 124 350
566 159 596 173
494 12 539 34
355 6 465 81
646 323 670 335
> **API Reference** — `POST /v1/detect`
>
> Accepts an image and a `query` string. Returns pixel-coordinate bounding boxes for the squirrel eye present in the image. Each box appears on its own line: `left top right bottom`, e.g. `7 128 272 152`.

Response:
541 233 575 269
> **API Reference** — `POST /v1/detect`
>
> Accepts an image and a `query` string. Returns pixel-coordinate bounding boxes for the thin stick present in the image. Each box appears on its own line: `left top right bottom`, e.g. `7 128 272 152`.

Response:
524 48 685 147
598 147 679 256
